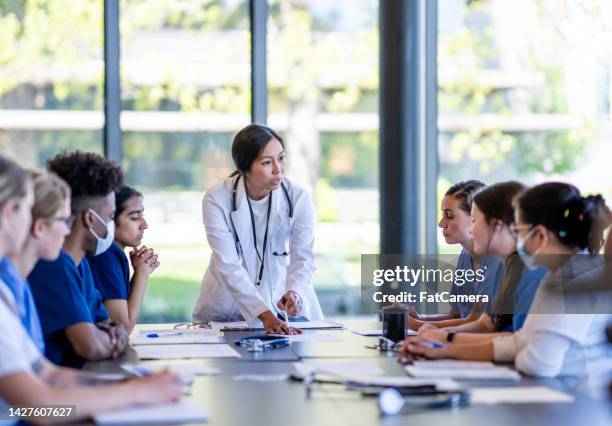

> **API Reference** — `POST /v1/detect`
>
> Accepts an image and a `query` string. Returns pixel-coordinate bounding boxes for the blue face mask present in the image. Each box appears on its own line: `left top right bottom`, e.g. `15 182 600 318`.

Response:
516 227 539 270
88 209 115 256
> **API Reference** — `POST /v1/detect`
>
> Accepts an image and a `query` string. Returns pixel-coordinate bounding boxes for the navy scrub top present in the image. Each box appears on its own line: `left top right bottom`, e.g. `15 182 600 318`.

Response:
28 250 109 367
88 242 131 301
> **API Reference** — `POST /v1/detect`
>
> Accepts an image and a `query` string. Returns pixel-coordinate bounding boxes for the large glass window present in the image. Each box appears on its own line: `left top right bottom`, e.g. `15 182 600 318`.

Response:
268 0 379 314
119 0 251 321
438 0 612 253
0 0 103 166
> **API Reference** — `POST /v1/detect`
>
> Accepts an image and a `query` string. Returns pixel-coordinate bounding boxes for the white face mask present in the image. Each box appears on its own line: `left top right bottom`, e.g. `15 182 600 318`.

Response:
516 227 539 270
88 209 115 256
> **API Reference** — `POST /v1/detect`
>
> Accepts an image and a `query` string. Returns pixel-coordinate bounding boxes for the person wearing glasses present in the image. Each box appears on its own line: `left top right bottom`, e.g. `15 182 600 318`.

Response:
28 152 128 367
399 182 611 380
417 182 547 337
88 186 159 334
192 124 324 334
0 155 182 424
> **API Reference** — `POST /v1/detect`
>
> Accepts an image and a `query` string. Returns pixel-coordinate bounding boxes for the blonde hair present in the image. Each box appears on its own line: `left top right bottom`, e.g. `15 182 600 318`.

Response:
30 170 71 221
0 155 30 211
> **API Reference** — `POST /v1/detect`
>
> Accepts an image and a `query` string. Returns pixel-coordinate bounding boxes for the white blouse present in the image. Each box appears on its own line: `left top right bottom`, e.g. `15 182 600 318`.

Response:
493 255 611 379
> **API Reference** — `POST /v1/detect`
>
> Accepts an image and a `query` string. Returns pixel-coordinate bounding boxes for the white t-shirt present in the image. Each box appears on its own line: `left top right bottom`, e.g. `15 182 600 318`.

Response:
248 195 270 260
0 279 42 413
493 256 611 380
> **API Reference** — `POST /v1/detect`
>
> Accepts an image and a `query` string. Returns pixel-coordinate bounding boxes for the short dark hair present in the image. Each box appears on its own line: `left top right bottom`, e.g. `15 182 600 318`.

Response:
445 180 486 214
47 151 123 213
231 124 285 174
515 182 609 253
472 181 526 225
114 185 143 220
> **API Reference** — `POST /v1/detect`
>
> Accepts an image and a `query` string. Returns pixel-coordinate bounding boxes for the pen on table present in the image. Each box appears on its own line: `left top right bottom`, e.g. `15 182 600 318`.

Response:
416 339 446 349
146 331 183 338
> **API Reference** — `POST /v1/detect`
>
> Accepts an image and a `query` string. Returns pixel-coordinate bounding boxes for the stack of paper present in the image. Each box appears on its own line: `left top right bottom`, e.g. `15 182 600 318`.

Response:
405 360 521 381
134 344 240 360
121 363 219 384
267 332 342 342
95 399 208 425
212 320 344 331
470 386 574 404
130 329 221 345
292 361 384 379
351 329 417 337
292 361 460 391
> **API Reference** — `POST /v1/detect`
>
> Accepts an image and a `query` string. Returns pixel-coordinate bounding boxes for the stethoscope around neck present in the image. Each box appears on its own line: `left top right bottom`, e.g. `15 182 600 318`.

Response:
229 173 294 286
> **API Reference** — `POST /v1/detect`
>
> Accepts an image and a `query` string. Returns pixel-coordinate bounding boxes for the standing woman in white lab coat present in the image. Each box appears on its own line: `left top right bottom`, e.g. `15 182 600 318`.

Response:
193 124 324 333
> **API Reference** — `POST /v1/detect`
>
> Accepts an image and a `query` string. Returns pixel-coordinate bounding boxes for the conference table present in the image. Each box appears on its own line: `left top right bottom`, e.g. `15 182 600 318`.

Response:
84 318 612 426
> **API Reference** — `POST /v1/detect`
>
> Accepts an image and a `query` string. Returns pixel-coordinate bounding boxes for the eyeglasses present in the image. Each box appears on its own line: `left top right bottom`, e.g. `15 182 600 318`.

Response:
173 322 212 330
47 214 75 228
508 223 533 238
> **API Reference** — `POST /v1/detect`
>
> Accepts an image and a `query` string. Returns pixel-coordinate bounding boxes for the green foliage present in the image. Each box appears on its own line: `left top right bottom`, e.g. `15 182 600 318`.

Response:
439 1 595 180
319 131 378 188
315 178 338 222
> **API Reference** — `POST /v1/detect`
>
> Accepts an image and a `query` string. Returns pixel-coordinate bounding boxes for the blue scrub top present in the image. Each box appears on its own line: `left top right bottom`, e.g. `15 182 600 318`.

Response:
485 260 547 332
88 242 131 301
449 250 504 318
28 250 109 367
0 257 45 353
510 266 548 331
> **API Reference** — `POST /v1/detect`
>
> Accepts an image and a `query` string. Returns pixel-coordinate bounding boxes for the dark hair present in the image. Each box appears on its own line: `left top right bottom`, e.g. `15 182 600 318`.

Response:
472 181 526 331
230 124 285 175
515 182 609 253
114 185 143 220
445 180 486 214
47 151 123 213
491 253 525 331
472 181 526 225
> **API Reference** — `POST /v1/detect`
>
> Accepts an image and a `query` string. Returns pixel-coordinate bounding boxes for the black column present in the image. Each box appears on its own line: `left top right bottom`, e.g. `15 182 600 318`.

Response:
380 0 438 255
250 0 268 124
103 0 122 164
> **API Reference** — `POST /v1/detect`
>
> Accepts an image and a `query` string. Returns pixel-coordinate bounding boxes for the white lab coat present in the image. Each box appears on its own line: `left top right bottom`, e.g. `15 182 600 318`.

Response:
192 175 324 324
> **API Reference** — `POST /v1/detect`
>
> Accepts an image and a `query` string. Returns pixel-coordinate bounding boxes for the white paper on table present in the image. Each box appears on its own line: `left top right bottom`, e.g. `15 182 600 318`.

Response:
121 363 219 378
351 329 382 336
411 360 499 369
405 365 521 381
292 361 384 379
267 332 342 342
342 376 461 391
94 399 208 425
470 387 575 404
213 320 344 331
130 329 222 345
351 329 417 337
134 344 240 360
78 371 127 381
233 374 290 382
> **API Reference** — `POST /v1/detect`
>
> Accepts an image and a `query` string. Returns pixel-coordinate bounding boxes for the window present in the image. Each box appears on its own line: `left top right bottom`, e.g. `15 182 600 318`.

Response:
438 0 612 253
119 0 251 321
268 0 379 314
0 0 103 166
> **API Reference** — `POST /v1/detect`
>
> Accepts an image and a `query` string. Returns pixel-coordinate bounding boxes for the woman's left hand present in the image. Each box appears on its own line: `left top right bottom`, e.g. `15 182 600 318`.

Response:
277 290 303 316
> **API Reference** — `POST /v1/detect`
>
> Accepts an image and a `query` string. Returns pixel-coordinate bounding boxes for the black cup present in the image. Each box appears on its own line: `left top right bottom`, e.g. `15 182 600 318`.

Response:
382 306 407 342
